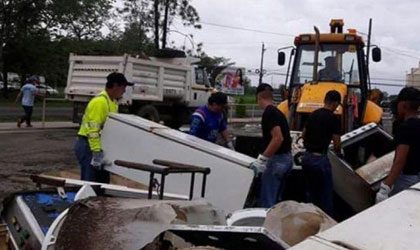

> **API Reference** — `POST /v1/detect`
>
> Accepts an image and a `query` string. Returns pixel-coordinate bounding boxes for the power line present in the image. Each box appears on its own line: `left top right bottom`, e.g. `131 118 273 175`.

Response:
371 82 417 88
370 77 412 82
382 47 420 60
381 45 420 55
197 20 295 37
192 19 420 62
357 31 420 60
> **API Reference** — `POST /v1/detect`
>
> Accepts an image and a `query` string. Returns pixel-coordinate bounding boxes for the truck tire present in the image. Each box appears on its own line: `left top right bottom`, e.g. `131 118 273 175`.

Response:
137 105 160 122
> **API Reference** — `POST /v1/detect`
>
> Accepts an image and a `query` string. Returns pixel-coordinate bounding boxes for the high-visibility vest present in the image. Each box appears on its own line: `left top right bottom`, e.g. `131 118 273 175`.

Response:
78 90 118 152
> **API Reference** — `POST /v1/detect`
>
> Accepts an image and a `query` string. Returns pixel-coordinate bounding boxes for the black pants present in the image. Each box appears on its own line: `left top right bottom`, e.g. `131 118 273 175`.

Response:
20 105 33 126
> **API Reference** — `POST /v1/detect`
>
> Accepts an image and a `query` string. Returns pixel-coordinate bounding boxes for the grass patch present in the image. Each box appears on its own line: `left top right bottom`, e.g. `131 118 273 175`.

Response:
237 95 257 104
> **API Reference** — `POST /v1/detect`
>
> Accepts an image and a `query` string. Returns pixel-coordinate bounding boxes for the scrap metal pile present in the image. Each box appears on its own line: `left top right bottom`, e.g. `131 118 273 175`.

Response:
0 114 400 250
1 183 336 250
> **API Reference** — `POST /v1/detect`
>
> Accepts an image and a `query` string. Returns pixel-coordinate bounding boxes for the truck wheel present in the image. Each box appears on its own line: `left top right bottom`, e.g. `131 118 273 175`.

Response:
137 105 160 122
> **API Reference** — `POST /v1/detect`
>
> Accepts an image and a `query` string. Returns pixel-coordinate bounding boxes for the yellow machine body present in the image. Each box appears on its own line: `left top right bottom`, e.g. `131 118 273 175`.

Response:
295 83 347 115
363 100 383 124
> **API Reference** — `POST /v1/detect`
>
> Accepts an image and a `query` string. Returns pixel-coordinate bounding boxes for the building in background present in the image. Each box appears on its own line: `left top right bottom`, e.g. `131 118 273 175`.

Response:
406 62 420 89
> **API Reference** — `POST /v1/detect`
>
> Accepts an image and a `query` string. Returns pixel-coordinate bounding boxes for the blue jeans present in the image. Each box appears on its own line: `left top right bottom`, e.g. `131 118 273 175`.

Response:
258 153 293 208
301 152 333 217
390 174 420 196
74 137 110 183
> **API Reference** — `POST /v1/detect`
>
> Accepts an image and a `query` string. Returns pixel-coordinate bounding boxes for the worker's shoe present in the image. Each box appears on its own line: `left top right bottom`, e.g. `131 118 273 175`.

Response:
17 119 21 128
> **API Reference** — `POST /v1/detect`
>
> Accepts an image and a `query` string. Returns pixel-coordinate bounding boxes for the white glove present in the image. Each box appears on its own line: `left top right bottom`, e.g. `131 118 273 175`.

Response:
375 182 392 204
227 141 235 151
251 154 268 176
91 151 105 170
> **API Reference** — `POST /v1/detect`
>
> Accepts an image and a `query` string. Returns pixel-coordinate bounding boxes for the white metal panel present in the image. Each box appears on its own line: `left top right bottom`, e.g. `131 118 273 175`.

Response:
163 74 186 82
128 56 192 71
163 80 186 88
66 54 195 104
101 113 255 213
291 182 420 250
72 64 119 71
66 54 126 99
289 236 344 249
70 54 126 62
70 71 111 78
16 197 45 243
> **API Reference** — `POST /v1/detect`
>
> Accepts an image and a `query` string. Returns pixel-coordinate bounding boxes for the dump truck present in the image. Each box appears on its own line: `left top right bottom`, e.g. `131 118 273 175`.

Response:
65 51 223 127
277 19 383 133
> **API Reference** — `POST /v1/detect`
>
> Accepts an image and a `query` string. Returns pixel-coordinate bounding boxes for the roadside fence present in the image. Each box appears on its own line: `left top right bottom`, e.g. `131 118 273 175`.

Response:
41 98 70 128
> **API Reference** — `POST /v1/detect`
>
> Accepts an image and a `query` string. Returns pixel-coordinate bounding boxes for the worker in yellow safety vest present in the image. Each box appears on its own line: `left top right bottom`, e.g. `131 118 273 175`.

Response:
75 72 133 183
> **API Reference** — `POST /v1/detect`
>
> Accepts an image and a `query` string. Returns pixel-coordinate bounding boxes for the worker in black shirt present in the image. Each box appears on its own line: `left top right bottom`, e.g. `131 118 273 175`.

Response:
376 87 420 203
301 90 342 216
252 83 293 208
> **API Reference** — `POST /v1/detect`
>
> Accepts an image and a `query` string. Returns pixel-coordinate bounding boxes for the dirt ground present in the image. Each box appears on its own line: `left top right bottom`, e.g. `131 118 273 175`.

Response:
0 128 148 210
0 129 79 203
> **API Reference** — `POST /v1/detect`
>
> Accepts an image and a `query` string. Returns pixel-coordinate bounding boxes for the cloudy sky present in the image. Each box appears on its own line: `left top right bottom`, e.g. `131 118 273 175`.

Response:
168 0 420 94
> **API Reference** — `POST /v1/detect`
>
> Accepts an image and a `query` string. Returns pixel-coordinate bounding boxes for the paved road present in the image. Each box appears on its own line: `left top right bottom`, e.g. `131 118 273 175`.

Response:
0 107 72 120
0 121 78 132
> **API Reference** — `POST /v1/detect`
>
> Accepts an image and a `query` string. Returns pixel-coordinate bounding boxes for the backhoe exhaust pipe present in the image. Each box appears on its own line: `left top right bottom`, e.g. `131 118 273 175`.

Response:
312 26 320 83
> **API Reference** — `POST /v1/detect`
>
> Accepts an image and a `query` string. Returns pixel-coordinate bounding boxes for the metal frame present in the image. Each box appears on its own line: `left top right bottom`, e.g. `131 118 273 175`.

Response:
114 159 211 200
329 123 394 212
169 224 290 250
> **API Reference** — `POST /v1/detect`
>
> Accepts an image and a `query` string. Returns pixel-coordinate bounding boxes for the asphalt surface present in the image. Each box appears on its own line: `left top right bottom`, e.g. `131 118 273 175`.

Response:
0 128 79 208
0 107 72 121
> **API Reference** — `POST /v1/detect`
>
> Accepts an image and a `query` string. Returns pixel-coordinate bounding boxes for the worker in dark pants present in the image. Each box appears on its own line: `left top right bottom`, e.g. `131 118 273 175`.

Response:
15 76 43 128
376 87 420 203
302 90 342 216
252 83 293 208
75 72 133 183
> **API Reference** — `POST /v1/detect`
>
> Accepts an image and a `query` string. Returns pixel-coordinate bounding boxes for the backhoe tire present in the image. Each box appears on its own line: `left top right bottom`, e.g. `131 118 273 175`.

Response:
136 105 160 123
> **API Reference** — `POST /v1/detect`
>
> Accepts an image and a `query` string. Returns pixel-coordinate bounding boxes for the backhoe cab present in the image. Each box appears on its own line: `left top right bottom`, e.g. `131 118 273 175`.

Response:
277 19 383 133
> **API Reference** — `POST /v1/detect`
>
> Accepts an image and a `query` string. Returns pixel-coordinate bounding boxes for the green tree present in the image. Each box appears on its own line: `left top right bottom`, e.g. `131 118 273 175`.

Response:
0 0 48 97
0 0 115 97
120 0 201 51
243 77 255 95
46 0 114 40
198 55 230 74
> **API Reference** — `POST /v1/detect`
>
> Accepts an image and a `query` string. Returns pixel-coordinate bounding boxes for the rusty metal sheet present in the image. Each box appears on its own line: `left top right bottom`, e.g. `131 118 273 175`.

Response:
169 224 290 250
54 197 226 250
355 152 394 185
263 201 337 247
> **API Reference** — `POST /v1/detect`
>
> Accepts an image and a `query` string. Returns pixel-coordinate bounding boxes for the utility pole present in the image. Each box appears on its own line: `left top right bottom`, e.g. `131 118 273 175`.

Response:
366 18 373 91
153 0 160 50
162 0 170 49
258 42 266 85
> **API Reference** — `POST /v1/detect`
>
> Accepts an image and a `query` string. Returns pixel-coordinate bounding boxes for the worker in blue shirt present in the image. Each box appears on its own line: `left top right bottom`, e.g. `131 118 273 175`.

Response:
16 75 44 128
190 92 235 150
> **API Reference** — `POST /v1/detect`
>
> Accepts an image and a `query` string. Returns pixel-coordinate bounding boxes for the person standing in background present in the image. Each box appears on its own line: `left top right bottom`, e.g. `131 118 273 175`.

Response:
16 75 43 128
